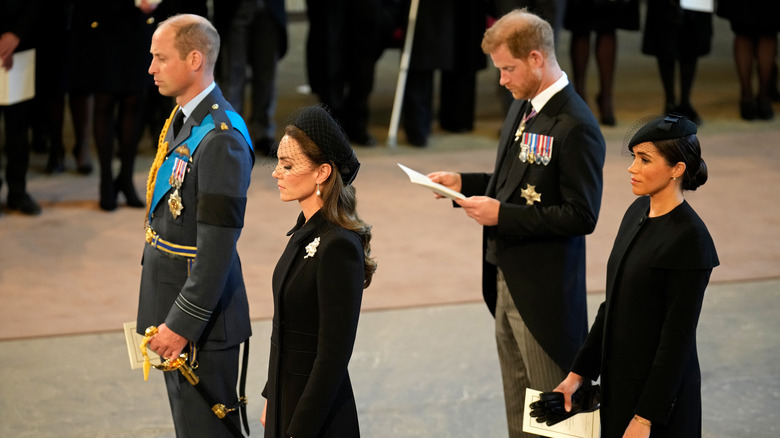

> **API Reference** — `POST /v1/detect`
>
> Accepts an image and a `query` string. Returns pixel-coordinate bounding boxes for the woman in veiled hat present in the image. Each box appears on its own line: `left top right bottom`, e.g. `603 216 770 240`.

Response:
260 104 376 438
539 114 719 437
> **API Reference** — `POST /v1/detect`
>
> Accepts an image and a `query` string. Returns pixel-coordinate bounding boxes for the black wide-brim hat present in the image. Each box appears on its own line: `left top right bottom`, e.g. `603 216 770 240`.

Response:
289 104 361 185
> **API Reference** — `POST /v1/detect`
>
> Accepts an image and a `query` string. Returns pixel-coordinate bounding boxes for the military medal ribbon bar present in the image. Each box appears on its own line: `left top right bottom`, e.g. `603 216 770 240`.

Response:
519 132 553 165
168 156 187 219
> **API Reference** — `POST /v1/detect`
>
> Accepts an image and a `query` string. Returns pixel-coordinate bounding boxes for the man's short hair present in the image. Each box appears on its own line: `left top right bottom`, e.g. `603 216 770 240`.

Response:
160 14 220 71
482 8 556 62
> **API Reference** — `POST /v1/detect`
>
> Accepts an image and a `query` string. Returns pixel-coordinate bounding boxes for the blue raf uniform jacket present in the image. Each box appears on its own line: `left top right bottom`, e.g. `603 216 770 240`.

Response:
136 85 254 350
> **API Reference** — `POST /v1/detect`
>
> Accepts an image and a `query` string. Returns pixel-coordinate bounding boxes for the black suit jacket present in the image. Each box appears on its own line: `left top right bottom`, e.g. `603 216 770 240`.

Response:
263 211 364 438
136 86 254 350
572 197 718 437
460 83 606 370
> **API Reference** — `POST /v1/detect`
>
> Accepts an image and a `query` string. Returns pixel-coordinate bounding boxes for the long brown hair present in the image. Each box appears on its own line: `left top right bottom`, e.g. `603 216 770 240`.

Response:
286 125 377 288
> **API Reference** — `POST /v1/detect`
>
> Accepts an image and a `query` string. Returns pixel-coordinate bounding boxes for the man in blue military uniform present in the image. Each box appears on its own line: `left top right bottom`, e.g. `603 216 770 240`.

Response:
137 14 254 437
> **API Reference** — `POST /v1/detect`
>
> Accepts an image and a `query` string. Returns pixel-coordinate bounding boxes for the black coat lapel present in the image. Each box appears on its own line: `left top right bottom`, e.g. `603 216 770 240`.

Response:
489 100 527 196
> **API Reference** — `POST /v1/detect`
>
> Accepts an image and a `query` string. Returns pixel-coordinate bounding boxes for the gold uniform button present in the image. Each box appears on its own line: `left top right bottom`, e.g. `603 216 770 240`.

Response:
146 17 155 25
91 21 98 29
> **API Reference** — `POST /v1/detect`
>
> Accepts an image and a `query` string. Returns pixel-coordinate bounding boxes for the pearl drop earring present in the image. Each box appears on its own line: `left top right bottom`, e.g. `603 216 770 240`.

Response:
316 184 321 196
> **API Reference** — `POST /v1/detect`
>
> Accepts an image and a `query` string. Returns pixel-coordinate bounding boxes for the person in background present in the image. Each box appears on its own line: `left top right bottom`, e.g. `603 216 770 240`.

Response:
305 0 382 146
71 0 157 210
642 0 712 125
563 0 640 126
35 0 93 175
138 14 254 437
399 0 489 147
261 105 376 438
717 0 779 121
550 113 719 437
427 9 605 437
213 0 287 156
0 0 41 215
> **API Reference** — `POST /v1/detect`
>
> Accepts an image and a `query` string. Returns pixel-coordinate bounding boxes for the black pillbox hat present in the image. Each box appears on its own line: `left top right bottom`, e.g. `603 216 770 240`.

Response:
628 113 698 150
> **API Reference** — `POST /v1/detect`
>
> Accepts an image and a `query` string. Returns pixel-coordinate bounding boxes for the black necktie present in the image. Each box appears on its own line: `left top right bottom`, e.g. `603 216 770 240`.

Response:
171 110 184 137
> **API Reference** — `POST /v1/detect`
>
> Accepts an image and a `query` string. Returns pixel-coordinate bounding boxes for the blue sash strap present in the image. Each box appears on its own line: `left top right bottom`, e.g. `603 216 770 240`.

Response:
149 111 252 221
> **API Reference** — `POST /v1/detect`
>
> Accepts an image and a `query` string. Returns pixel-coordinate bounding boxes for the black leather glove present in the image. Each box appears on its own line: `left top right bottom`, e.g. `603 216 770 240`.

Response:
528 384 600 426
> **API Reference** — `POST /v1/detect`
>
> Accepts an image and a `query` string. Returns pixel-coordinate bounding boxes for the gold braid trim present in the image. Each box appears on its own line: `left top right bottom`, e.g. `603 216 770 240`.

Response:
144 105 179 227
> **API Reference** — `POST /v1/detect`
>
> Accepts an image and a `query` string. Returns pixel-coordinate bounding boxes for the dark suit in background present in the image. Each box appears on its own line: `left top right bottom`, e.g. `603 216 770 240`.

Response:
0 0 41 215
214 0 288 155
401 0 489 146
305 0 382 145
137 85 254 437
572 197 718 437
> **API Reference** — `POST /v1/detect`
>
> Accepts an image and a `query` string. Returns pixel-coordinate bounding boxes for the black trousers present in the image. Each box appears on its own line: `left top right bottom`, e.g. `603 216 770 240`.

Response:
305 0 381 136
402 68 478 141
0 100 33 198
164 345 241 438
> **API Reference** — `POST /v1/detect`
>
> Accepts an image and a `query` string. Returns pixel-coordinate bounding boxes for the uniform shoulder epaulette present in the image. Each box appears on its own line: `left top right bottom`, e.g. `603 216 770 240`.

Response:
208 103 233 132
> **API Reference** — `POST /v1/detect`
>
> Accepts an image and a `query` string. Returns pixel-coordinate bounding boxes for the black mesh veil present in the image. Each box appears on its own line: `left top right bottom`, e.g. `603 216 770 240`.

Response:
272 104 361 185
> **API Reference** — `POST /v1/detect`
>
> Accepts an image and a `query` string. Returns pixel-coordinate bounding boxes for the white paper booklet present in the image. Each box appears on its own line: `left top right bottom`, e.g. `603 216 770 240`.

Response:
0 49 35 105
397 163 466 200
123 321 160 370
681 0 713 12
522 388 600 438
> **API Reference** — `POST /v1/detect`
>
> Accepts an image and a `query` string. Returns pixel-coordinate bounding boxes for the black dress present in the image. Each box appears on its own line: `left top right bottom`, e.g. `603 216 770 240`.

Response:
564 0 640 33
642 0 712 58
716 0 780 36
571 197 719 437
70 0 154 94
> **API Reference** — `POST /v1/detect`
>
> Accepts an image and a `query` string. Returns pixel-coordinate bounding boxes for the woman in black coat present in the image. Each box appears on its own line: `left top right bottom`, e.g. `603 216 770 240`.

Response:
261 105 377 438
550 114 719 437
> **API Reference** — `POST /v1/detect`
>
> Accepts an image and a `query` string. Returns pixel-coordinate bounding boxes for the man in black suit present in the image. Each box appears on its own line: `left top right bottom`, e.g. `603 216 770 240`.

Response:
138 14 253 437
429 9 606 437
213 0 287 156
0 0 41 215
305 0 382 146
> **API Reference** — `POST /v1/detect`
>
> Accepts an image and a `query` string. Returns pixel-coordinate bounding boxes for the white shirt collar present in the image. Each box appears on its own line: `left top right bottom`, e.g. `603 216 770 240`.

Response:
529 72 569 113
180 82 216 121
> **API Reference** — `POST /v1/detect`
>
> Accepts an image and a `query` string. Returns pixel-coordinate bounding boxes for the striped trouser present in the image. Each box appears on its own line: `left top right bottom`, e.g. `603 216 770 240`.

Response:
495 268 566 438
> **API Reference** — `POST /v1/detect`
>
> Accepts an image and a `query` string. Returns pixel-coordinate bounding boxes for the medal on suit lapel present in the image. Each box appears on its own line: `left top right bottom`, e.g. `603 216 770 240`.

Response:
519 132 554 166
513 107 538 142
541 136 553 165
516 107 537 163
168 145 190 219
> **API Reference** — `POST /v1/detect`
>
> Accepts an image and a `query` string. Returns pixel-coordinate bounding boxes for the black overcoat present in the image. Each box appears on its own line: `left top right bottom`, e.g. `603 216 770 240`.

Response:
572 197 719 437
460 84 606 371
263 211 365 438
70 0 155 94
